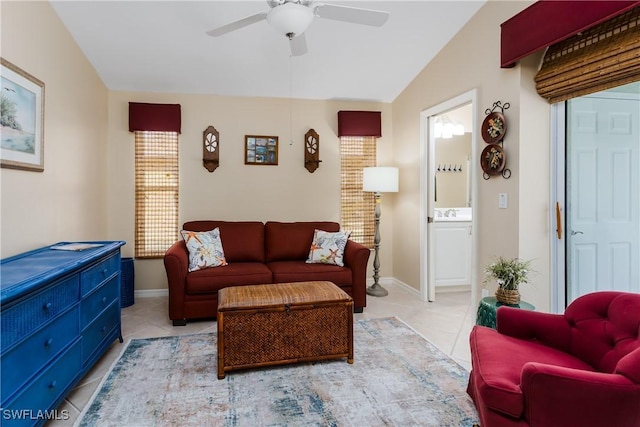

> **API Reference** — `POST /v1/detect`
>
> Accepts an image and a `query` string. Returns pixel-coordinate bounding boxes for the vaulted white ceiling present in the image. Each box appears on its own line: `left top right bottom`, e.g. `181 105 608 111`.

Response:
51 1 485 102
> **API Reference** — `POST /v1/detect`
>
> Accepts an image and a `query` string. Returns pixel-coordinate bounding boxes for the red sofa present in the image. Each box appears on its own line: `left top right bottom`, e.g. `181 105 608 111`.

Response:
164 220 370 326
467 291 640 427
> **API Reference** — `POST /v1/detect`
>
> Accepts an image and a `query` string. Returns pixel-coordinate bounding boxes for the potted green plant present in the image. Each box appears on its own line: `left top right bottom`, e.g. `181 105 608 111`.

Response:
484 256 532 305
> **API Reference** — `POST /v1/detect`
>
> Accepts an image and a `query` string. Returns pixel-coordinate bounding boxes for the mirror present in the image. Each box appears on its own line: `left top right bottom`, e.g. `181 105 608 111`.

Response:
434 103 472 208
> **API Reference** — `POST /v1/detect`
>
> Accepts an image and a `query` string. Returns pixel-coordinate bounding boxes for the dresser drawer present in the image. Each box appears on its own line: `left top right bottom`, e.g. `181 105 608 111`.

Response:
2 339 81 427
81 276 118 329
1 275 79 351
82 301 119 363
1 306 79 405
80 253 120 296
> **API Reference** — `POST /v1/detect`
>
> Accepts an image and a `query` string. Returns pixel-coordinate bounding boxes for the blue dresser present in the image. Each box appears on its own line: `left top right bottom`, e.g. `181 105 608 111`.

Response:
0 241 125 426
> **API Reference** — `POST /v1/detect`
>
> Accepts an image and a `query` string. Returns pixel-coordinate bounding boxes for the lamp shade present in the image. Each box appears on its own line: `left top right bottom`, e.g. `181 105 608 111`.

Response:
363 167 399 193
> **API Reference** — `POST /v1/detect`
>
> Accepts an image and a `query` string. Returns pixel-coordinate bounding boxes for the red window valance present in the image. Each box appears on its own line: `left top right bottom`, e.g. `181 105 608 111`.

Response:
337 111 382 138
500 0 639 68
129 102 181 133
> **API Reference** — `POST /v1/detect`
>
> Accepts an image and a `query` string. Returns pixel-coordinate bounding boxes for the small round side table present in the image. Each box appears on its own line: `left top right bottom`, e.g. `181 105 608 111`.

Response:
476 296 535 329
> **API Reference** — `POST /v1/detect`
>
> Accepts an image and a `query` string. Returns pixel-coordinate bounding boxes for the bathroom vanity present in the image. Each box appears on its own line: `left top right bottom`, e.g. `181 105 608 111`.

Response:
433 208 472 288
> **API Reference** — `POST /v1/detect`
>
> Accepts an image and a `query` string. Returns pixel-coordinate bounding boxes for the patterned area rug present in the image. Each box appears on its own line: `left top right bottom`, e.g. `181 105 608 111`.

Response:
76 317 478 426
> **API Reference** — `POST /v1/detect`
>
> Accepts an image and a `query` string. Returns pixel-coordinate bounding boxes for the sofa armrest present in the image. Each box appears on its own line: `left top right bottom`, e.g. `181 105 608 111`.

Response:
521 362 640 427
343 239 371 310
497 307 572 353
616 347 640 384
163 240 189 321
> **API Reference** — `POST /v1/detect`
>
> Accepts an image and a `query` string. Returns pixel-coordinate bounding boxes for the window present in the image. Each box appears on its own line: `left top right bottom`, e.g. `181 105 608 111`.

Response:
134 131 179 258
535 6 640 103
340 136 376 248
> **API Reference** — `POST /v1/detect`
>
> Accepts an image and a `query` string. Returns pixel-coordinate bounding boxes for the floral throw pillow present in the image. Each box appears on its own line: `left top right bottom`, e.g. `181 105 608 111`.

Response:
306 229 351 267
181 228 228 272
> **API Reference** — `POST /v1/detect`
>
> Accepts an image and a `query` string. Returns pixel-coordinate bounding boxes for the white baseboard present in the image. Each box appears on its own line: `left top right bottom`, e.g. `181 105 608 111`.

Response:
136 277 424 300
135 289 168 298
367 277 422 298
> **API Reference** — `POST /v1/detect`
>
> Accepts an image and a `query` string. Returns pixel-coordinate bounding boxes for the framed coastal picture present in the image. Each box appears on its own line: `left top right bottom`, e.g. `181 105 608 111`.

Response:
1 58 45 171
244 135 278 165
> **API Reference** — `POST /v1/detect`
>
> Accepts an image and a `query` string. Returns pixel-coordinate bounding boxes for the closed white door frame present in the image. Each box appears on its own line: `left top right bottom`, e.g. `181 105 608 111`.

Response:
551 102 567 313
419 89 479 302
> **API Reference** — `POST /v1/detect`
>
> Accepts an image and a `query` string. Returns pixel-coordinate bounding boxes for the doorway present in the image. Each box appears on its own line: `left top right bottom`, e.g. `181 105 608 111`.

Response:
553 82 640 309
420 90 478 304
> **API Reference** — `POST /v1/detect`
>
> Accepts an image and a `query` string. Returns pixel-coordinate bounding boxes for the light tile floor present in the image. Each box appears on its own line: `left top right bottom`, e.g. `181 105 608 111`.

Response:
50 283 475 426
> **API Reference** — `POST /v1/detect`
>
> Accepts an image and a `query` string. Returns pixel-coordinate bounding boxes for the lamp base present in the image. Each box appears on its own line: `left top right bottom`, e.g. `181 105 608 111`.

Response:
366 282 389 297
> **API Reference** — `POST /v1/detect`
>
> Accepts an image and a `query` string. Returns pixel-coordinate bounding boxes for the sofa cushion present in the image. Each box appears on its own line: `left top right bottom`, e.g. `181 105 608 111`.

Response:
183 221 265 263
470 325 595 418
267 261 352 286
181 228 228 272
265 221 339 262
185 262 272 294
306 229 351 266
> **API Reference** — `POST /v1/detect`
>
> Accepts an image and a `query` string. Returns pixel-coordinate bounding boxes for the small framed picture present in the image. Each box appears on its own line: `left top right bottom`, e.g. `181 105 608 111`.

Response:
245 135 278 165
1 58 45 171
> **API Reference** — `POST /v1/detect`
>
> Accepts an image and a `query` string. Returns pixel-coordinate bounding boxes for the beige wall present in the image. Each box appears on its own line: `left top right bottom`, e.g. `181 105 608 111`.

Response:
2 0 555 311
391 0 552 311
1 1 109 257
107 93 393 291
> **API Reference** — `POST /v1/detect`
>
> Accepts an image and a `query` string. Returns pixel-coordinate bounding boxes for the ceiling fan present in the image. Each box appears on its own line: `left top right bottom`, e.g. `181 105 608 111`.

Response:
206 0 389 56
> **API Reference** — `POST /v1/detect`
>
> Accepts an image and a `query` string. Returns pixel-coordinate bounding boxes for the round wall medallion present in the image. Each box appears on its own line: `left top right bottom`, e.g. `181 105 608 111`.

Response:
481 144 506 176
481 112 507 144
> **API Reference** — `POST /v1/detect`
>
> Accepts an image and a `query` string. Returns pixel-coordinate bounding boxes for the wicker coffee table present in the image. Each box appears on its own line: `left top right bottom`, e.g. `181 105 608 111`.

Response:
217 281 354 379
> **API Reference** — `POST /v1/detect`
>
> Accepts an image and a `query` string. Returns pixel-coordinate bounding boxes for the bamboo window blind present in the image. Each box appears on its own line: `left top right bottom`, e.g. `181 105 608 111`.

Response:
134 131 179 258
340 136 376 248
535 6 640 103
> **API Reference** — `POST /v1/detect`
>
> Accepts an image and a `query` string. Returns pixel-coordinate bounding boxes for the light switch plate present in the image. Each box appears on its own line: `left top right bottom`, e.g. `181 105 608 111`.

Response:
499 193 508 209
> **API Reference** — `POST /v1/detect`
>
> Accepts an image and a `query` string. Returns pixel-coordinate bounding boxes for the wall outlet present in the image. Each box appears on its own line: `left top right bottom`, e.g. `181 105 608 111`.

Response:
498 193 508 209
481 288 490 298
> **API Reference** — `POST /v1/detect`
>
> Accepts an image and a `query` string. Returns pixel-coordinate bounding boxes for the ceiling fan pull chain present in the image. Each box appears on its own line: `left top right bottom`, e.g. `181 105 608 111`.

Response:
289 53 294 146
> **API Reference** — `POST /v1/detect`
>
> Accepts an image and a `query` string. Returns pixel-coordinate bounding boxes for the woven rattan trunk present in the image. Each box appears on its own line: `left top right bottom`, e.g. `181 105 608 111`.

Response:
217 281 353 379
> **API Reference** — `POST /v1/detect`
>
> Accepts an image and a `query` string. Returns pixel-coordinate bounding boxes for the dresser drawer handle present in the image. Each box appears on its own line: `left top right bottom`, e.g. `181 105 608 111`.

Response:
48 380 57 389
44 338 53 347
102 268 108 276
101 326 108 334
43 302 52 310
102 296 108 304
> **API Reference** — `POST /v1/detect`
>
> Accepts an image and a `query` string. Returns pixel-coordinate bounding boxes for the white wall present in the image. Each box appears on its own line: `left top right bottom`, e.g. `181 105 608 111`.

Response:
1 1 109 258
107 92 394 291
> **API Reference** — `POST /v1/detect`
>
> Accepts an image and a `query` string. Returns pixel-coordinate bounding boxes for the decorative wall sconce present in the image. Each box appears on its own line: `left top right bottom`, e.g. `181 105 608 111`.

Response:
203 125 220 172
480 101 511 180
304 128 321 173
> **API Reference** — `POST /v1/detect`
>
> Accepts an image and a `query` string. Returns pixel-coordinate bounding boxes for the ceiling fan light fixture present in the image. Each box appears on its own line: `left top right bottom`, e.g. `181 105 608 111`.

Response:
266 3 315 37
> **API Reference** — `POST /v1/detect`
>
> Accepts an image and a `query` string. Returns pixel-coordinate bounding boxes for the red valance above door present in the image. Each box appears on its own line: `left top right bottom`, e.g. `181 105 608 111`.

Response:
500 0 640 68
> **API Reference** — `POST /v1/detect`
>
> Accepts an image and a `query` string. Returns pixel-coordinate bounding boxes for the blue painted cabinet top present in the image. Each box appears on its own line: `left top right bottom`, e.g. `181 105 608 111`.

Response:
1 242 126 305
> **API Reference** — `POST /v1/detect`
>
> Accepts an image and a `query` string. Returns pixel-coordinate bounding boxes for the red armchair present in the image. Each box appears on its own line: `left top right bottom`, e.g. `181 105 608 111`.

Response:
467 291 640 427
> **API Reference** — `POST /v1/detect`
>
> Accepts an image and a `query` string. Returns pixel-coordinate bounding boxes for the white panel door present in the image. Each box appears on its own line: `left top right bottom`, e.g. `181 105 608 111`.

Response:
566 91 640 303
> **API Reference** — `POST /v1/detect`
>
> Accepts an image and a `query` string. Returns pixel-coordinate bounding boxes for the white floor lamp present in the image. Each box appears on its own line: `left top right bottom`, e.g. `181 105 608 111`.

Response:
363 166 399 297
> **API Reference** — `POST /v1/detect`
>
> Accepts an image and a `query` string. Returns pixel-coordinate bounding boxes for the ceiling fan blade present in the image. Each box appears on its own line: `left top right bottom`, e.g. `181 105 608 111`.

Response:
206 12 268 37
315 4 389 27
289 33 308 57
